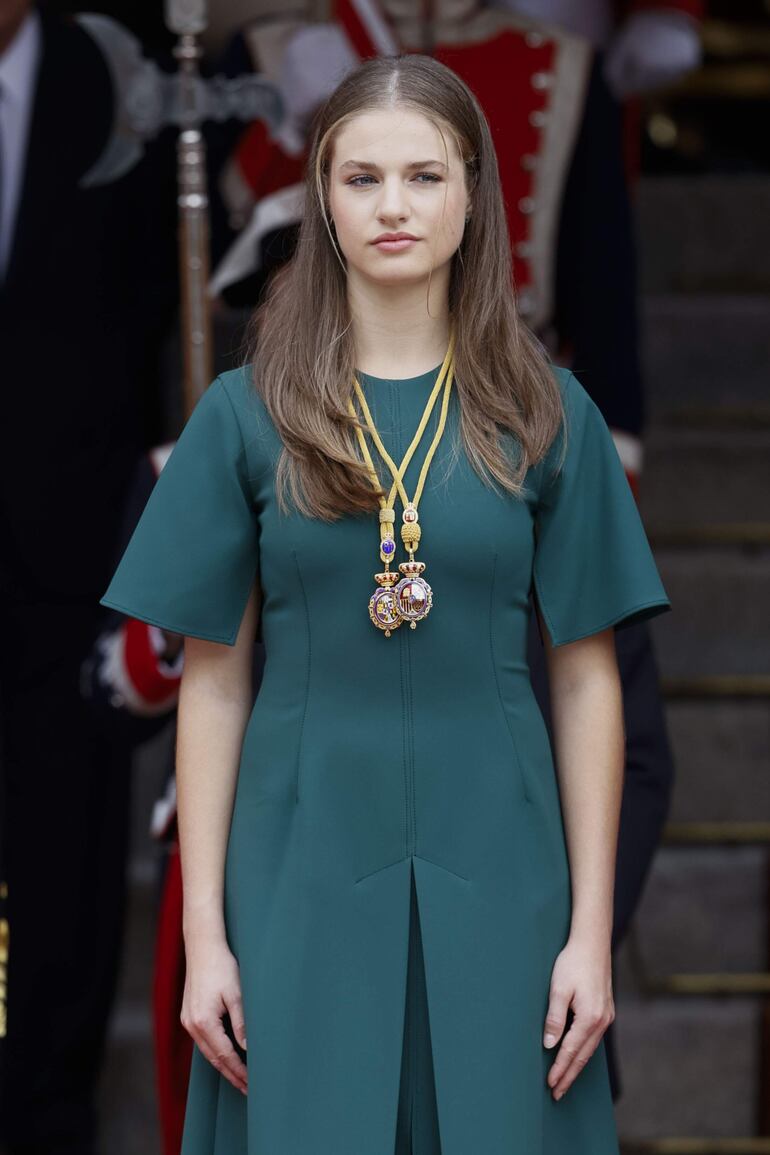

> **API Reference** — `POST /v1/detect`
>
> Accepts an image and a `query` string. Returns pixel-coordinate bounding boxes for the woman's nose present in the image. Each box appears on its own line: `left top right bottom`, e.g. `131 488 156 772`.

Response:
376 177 410 219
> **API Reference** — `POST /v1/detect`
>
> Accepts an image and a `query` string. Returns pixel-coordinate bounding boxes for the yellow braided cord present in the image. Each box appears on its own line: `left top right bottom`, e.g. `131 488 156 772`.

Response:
412 362 454 509
349 410 389 506
350 357 447 507
348 326 456 511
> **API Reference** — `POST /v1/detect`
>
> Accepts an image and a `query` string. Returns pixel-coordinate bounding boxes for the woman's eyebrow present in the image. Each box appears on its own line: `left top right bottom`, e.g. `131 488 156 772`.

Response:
339 159 448 172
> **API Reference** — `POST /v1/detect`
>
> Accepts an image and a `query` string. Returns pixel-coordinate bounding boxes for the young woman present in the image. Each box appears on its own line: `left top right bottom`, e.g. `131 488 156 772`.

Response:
101 53 671 1155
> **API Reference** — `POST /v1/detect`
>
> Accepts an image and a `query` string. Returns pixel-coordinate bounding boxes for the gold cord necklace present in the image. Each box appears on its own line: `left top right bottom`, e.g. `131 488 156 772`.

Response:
349 327 456 636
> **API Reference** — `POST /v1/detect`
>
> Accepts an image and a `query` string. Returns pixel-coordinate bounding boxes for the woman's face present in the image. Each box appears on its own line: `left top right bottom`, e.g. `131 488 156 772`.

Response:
327 106 471 289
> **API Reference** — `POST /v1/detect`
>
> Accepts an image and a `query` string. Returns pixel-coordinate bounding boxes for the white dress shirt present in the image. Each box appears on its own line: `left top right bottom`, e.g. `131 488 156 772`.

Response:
0 7 42 279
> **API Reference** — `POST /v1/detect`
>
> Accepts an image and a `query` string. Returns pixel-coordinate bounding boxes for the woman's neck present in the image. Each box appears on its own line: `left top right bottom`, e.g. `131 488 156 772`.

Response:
348 278 451 379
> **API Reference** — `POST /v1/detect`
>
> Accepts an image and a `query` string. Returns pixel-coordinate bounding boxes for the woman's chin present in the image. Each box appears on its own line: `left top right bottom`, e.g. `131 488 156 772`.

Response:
351 258 444 289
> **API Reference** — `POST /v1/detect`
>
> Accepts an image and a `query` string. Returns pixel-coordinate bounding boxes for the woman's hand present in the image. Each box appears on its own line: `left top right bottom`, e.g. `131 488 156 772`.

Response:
542 933 615 1101
181 936 249 1095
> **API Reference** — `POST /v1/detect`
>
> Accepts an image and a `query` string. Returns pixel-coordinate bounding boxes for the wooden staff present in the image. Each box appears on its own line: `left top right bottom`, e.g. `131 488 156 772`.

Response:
166 0 213 419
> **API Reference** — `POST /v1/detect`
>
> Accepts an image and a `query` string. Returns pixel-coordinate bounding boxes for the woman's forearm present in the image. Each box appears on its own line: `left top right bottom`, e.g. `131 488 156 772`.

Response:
176 646 254 945
548 655 625 946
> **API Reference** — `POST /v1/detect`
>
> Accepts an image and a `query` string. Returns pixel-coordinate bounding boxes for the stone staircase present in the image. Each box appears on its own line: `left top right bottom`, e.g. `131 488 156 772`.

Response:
613 177 770 1153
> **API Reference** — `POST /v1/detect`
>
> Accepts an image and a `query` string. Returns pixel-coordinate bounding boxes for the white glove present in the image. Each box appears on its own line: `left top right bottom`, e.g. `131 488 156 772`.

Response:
604 10 702 100
278 24 359 132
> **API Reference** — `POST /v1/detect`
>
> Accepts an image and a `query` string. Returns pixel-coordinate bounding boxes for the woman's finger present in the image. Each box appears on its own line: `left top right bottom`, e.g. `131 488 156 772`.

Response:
550 1023 607 1098
549 1009 612 1098
194 1016 249 1094
224 989 248 1052
542 984 571 1050
546 1016 594 1095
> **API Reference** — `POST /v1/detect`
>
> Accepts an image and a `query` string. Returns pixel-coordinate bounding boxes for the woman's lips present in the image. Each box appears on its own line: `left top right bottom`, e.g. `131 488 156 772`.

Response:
373 238 419 252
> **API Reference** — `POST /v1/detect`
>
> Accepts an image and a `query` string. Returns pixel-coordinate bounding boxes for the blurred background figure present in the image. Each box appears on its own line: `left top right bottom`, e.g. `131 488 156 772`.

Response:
0 2 178 1152
488 0 702 475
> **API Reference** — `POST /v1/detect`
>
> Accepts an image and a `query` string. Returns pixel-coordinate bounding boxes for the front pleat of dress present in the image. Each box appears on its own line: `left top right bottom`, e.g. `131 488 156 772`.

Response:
395 861 442 1155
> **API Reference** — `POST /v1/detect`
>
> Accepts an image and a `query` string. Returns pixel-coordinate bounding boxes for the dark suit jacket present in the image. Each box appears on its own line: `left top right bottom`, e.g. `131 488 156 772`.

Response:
0 8 178 639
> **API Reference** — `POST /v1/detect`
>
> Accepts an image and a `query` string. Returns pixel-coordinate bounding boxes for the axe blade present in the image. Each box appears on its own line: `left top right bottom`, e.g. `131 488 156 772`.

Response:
75 13 155 187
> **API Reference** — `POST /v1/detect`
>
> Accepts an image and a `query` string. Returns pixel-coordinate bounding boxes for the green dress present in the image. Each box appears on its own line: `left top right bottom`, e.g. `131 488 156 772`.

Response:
100 362 671 1155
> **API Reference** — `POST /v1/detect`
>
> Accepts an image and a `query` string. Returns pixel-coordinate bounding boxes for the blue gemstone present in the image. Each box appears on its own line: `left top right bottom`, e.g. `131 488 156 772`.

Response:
382 539 395 554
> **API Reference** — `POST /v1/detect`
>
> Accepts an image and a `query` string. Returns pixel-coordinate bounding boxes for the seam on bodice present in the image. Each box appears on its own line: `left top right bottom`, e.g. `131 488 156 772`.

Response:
489 550 534 806
292 548 312 803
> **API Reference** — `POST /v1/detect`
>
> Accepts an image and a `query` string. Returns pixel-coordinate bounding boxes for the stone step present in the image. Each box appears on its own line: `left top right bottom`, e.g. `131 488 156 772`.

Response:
664 823 770 847
636 177 770 294
638 427 770 527
619 1140 770 1153
630 846 767 975
665 700 770 824
651 406 770 431
650 547 770 678
641 294 770 417
663 677 770 698
99 1023 160 1155
643 973 770 997
651 527 770 549
611 993 761 1139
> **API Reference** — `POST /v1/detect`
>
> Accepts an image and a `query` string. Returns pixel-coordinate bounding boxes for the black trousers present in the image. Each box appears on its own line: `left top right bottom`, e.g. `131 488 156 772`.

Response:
0 604 132 1155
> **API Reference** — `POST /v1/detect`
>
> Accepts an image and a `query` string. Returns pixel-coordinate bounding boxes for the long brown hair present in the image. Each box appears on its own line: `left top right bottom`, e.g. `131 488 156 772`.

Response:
244 53 566 520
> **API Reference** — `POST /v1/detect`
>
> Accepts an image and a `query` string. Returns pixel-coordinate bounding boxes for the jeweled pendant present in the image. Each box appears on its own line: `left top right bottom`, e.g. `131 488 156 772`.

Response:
380 534 396 565
368 570 403 637
394 560 433 629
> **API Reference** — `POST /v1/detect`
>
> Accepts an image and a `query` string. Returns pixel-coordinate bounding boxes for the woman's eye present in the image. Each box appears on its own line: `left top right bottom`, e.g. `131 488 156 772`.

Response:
346 173 441 187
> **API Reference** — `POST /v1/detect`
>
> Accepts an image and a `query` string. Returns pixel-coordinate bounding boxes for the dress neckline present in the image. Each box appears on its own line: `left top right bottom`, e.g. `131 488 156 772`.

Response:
354 362 443 385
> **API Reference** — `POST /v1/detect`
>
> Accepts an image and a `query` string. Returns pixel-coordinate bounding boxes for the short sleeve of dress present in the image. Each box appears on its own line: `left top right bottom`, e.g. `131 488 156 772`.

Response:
532 371 671 647
99 376 260 646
